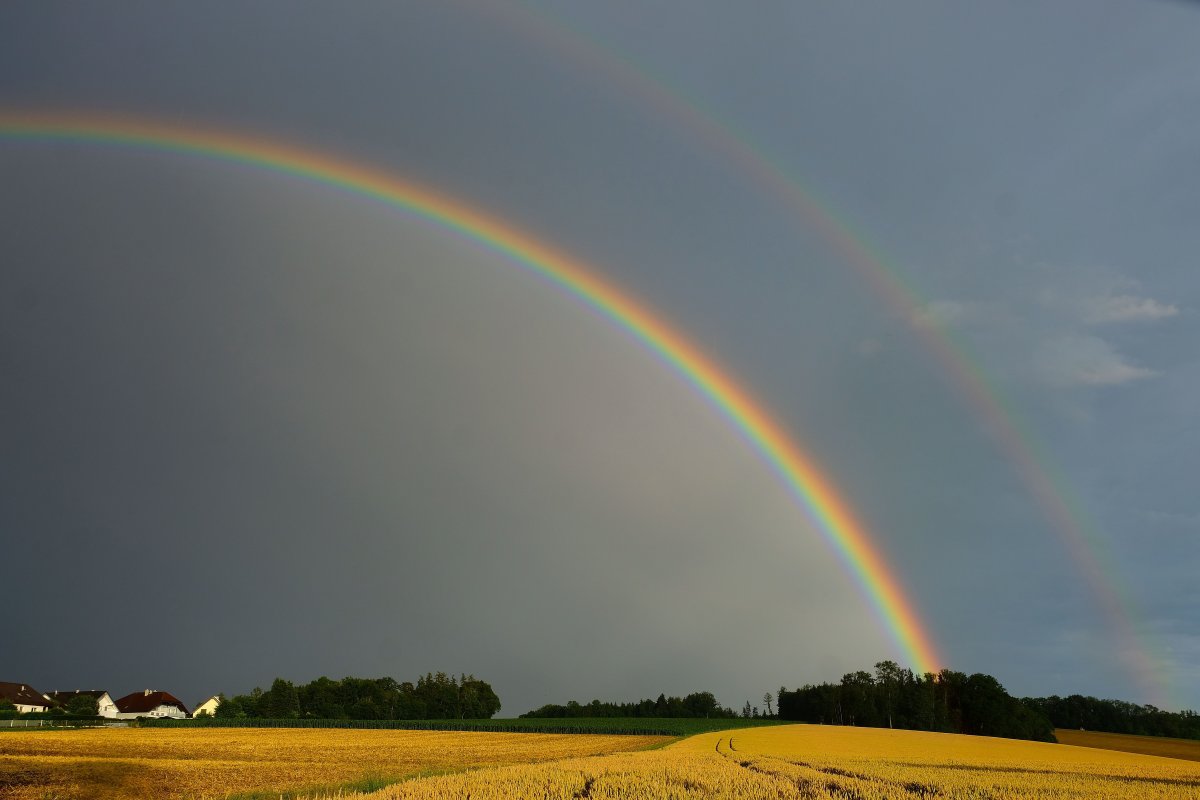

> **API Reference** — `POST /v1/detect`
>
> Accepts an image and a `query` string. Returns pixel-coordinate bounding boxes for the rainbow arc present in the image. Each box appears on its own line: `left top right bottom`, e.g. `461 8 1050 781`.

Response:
0 112 942 675
483 6 1168 705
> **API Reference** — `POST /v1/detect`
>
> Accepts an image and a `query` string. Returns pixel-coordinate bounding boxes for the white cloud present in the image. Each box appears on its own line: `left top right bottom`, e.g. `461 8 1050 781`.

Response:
1082 294 1179 324
1037 280 1179 325
1035 335 1157 387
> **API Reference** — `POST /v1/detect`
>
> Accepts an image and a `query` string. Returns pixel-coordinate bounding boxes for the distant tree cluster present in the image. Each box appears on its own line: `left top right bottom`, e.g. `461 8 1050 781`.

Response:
738 695 773 719
216 673 500 720
521 691 738 719
64 694 100 716
1023 695 1200 740
778 661 1054 742
0 696 99 719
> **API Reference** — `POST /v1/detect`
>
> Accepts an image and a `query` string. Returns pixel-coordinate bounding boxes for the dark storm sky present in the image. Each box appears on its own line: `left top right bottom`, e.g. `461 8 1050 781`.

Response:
2 1 1198 714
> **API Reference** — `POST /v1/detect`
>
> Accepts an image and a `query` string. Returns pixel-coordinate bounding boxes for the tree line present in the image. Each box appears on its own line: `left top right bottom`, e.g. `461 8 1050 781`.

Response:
521 691 739 719
778 661 1055 742
215 672 500 720
1022 694 1200 740
0 695 99 718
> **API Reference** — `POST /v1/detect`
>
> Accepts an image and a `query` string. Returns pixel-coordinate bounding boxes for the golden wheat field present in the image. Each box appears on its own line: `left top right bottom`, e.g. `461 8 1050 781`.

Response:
0 727 668 800
349 724 1200 799
5 725 1200 799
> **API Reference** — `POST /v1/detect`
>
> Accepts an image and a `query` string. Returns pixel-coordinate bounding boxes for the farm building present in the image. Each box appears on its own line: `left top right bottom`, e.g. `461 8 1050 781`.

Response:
192 695 221 717
44 690 119 718
113 689 190 719
0 682 52 713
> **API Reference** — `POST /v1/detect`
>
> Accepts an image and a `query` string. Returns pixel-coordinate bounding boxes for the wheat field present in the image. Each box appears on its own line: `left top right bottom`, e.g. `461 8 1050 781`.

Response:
355 724 1200 799
0 727 668 799
4 724 1200 799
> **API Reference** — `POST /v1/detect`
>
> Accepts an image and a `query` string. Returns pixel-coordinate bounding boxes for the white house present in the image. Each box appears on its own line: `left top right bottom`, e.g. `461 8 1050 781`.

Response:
0 681 52 714
192 695 221 717
113 689 190 719
44 690 118 718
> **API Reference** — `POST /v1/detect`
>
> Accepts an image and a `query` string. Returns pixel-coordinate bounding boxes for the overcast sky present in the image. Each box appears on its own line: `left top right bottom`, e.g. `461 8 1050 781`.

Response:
2 1 1198 715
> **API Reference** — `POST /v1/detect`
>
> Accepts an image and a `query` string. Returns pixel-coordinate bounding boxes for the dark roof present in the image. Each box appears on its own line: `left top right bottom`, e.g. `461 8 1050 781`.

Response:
114 690 189 715
45 690 109 706
0 681 51 708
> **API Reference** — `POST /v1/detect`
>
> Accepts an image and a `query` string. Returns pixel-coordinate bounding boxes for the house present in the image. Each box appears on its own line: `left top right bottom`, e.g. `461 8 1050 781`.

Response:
113 689 190 719
44 690 118 718
0 681 52 714
192 695 221 717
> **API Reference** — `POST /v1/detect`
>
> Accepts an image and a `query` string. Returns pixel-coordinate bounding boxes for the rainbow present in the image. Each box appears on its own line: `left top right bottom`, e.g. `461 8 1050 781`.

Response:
0 111 943 675
488 5 1169 705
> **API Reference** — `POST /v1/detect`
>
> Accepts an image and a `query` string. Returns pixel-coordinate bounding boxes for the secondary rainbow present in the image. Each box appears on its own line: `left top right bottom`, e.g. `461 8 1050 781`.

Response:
486 5 1169 706
0 111 942 675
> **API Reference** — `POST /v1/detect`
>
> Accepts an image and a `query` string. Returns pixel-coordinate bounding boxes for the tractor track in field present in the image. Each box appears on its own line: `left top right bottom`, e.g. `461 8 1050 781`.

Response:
715 735 946 799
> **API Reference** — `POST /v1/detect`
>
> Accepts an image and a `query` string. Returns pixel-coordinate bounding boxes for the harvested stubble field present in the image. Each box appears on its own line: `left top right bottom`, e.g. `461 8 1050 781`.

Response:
1055 728 1200 763
348 724 1200 799
0 727 668 799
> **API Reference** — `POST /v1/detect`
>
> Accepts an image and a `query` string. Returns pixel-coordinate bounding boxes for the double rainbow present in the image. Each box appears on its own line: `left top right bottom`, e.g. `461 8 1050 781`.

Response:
0 112 942 675
486 5 1167 705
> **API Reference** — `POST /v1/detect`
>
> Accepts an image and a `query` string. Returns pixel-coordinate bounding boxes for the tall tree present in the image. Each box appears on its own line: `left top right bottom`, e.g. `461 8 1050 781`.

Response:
65 694 100 716
874 660 902 729
266 678 300 719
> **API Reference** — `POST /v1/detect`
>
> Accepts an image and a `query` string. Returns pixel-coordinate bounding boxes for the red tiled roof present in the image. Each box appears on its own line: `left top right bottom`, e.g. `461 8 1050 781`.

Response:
0 681 50 708
114 690 189 715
